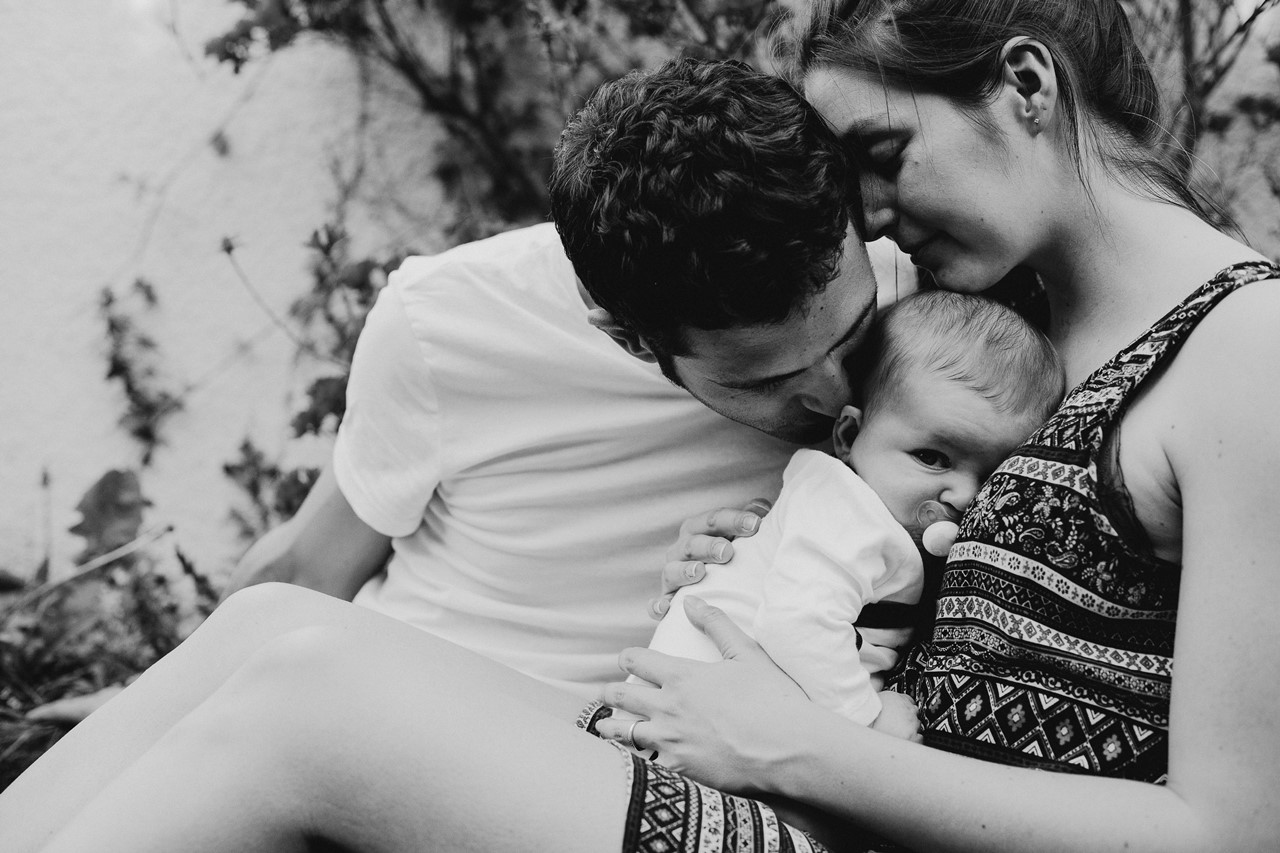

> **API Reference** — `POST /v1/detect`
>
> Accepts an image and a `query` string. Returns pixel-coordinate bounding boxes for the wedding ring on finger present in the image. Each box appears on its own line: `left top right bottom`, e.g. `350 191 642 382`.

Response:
621 719 641 752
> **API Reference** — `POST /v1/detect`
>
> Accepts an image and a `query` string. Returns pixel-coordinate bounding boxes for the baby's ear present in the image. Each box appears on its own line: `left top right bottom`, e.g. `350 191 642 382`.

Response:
586 308 658 363
833 405 864 458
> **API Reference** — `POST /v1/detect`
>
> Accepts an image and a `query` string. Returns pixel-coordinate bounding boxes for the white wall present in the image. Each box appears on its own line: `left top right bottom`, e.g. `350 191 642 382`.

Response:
0 0 441 581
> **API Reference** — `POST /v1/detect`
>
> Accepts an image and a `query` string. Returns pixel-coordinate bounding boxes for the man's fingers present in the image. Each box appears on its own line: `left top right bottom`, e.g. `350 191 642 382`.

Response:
664 501 771 564
706 505 764 537
666 533 731 565
682 596 766 662
683 504 767 540
660 559 706 597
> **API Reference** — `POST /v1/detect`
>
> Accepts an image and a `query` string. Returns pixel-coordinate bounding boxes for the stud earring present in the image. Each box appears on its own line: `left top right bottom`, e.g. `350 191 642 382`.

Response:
1033 117 1041 126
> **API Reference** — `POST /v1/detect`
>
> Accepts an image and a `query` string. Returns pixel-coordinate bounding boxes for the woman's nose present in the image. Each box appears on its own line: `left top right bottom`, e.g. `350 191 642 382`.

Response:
859 174 897 242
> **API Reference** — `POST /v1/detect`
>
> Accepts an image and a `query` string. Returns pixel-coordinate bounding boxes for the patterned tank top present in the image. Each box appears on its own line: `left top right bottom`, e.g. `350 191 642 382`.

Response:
896 261 1280 783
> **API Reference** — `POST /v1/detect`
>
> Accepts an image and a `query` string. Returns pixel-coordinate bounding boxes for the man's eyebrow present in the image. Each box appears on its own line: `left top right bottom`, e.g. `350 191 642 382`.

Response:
713 290 877 391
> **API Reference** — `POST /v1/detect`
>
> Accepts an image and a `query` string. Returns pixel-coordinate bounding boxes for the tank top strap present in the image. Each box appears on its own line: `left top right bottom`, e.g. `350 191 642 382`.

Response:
1042 261 1280 454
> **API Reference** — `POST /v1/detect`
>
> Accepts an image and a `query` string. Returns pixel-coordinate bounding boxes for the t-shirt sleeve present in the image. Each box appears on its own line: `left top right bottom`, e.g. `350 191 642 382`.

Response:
332 273 443 538
752 452 918 726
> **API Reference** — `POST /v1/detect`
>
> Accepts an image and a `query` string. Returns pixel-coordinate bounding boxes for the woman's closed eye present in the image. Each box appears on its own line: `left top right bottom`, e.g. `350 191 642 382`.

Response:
911 449 950 469
864 139 905 177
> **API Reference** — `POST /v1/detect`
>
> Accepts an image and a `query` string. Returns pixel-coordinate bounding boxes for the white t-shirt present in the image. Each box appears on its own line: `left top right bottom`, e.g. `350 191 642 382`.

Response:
650 449 923 724
334 224 797 699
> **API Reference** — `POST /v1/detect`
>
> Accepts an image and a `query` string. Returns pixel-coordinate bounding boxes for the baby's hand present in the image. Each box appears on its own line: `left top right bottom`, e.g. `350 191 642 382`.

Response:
869 690 923 743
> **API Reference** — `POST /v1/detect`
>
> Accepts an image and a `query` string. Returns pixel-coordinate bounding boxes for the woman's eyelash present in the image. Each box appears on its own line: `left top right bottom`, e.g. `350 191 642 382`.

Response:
870 144 902 172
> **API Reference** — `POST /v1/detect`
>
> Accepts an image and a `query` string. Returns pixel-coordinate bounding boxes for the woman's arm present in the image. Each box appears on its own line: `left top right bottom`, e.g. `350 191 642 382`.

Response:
610 533 1278 853
603 601 1205 853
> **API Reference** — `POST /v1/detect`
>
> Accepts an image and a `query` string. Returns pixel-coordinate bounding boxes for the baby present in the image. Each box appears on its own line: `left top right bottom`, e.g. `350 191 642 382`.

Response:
620 291 1064 743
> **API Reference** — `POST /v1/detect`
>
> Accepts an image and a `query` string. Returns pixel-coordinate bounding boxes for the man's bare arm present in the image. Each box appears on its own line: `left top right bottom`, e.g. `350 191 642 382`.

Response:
221 465 392 602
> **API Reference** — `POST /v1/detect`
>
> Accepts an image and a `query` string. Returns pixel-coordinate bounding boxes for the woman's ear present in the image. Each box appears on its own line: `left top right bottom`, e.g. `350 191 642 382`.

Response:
586 308 658 363
999 37 1058 134
833 404 864 459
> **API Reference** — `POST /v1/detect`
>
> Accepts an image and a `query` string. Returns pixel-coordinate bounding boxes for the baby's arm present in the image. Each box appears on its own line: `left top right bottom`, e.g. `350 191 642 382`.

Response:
753 460 921 728
753 531 885 725
625 533 775 686
640 561 767 665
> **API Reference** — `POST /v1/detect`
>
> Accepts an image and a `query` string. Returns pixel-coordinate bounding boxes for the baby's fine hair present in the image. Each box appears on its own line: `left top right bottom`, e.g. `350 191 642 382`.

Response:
864 291 1064 422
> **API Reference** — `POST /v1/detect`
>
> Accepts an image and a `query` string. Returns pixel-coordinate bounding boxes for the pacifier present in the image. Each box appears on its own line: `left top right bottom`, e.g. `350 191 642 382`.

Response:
916 500 960 558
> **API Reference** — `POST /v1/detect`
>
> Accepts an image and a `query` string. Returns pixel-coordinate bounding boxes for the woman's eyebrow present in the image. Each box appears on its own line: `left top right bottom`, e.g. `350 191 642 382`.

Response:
840 122 898 145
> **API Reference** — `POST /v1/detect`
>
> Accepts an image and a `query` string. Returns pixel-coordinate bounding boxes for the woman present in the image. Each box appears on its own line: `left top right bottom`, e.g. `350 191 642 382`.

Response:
5 1 1280 849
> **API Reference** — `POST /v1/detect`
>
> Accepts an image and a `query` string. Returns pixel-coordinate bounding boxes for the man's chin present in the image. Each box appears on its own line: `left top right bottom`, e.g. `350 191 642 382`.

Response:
682 387 835 446
758 419 835 446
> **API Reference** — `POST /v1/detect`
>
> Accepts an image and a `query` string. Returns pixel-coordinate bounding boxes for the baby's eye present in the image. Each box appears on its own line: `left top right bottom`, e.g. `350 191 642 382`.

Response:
912 449 950 469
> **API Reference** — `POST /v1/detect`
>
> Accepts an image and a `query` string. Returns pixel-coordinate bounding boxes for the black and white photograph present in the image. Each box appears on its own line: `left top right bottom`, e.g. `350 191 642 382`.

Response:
3 1 1280 850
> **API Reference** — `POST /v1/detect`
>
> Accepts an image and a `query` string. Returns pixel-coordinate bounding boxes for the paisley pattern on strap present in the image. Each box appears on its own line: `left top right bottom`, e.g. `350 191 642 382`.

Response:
897 261 1280 782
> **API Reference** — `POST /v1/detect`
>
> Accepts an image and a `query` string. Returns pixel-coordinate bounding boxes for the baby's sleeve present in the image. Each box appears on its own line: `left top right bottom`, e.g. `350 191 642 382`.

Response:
753 453 916 726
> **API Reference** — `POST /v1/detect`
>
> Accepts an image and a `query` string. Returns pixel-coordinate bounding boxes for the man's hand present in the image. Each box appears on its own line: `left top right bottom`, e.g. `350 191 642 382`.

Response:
649 499 771 619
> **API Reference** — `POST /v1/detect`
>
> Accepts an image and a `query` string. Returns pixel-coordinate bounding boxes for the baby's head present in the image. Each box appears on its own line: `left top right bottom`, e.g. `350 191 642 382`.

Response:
834 291 1064 546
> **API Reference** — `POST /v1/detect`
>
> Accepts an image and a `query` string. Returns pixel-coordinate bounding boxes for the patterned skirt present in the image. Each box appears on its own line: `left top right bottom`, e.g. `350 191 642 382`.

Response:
609 744 829 853
579 701 836 852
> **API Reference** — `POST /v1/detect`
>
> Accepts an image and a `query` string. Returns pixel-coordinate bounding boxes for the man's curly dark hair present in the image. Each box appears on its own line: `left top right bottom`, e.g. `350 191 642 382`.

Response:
549 58 855 371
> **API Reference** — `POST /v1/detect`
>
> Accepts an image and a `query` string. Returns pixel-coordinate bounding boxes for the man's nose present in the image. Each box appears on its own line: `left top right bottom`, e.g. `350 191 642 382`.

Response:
800 357 854 417
859 174 897 242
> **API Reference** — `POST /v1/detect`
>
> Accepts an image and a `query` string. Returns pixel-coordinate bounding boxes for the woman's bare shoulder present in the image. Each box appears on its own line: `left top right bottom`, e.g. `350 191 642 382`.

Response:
1154 275 1280 472
1111 275 1280 558
1171 277 1280 389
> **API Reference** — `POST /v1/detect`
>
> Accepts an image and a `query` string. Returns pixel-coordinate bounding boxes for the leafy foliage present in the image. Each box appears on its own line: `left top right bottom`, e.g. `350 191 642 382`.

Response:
221 223 402 542
0 472 217 790
100 281 184 466
1121 0 1280 174
206 0 785 239
223 439 322 541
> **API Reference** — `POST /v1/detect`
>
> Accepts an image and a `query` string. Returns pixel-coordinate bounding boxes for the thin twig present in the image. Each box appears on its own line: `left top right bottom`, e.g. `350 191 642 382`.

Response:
1 526 175 621
221 240 351 368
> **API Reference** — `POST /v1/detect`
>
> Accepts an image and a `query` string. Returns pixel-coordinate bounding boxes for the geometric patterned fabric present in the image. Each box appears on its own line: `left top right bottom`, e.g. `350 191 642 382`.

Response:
617 745 828 853
895 262 1280 783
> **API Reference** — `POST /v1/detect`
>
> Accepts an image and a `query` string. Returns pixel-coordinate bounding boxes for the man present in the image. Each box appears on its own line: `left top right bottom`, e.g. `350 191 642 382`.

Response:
223 59 886 700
